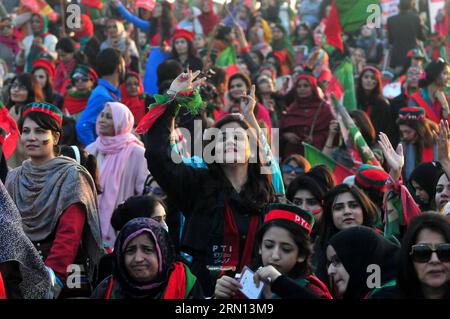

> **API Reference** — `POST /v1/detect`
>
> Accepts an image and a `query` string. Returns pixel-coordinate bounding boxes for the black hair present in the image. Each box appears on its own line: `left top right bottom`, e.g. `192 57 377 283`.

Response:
252 219 312 278
60 116 80 146
156 59 183 87
7 73 44 108
419 58 450 88
110 195 167 231
397 213 450 298
147 1 175 43
60 145 102 194
95 48 123 77
56 37 86 64
172 37 196 60
286 174 325 204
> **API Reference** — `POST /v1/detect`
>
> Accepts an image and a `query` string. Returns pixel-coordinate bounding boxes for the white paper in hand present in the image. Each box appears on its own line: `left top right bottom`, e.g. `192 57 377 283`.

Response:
238 266 264 299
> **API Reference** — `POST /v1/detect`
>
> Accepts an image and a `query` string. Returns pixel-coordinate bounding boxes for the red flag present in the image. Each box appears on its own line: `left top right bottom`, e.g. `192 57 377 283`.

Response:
324 0 343 52
0 105 20 160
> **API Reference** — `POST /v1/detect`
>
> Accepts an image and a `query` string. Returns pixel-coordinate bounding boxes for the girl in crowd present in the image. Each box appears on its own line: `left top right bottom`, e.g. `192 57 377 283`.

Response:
119 71 151 124
0 17 20 73
32 58 63 109
198 0 220 36
17 14 58 73
356 66 395 141
54 37 84 96
313 184 379 283
6 73 44 168
326 226 399 299
100 19 139 72
281 154 311 189
214 204 332 299
63 64 98 121
217 72 272 132
409 58 450 125
171 29 203 72
280 73 333 159
5 102 103 298
91 218 204 299
255 73 286 127
86 102 150 248
0 180 51 299
144 71 276 296
410 162 444 211
397 213 450 299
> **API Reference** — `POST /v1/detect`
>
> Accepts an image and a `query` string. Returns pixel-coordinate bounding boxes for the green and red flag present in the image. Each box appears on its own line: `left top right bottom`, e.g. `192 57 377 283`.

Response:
216 46 239 78
331 94 382 168
334 57 357 112
21 0 58 21
303 142 354 184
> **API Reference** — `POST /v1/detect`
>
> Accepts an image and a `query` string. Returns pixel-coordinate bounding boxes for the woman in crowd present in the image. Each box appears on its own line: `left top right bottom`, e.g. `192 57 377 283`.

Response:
0 180 51 299
119 71 151 125
198 0 220 36
6 73 44 168
63 64 98 121
100 19 139 72
5 102 103 298
313 184 379 283
280 73 333 159
17 14 58 73
91 218 204 299
326 226 399 299
54 37 84 96
397 213 450 299
0 17 20 73
356 66 395 141
171 29 203 72
281 154 311 189
86 102 150 248
409 58 450 125
32 58 63 109
214 203 332 299
144 71 276 296
255 73 286 127
410 162 444 211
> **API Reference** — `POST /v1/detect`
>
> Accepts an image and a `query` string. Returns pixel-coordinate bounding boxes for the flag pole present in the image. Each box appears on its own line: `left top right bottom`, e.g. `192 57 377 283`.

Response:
60 0 66 36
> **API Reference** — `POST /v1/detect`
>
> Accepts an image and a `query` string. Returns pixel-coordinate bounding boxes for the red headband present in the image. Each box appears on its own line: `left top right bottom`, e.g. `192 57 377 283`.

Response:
22 106 63 126
264 210 312 235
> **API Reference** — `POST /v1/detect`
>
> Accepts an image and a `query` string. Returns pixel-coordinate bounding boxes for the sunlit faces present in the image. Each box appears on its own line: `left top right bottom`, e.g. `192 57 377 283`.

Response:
259 226 305 275
282 159 302 188
174 38 189 56
153 2 163 18
97 105 115 137
436 65 450 89
106 21 119 38
30 15 42 33
124 232 159 283
21 117 59 160
214 122 250 165
296 78 312 98
435 174 450 212
413 228 450 294
9 80 28 103
125 76 140 96
256 76 273 94
361 70 377 92
33 68 47 88
399 124 418 144
332 192 364 230
411 180 430 205
293 189 322 221
56 49 74 64
326 245 350 298
228 78 248 101
72 72 93 93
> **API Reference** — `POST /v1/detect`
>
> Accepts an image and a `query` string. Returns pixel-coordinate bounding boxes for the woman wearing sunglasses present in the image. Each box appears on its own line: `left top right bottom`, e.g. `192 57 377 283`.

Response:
397 213 450 299
281 154 311 189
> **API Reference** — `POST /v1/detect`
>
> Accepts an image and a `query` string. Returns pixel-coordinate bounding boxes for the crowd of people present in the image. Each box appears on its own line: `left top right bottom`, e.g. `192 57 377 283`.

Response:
0 0 450 300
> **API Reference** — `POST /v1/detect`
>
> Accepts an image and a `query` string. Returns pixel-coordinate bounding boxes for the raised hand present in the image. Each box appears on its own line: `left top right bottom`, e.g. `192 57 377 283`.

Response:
378 132 404 173
433 120 450 164
169 70 201 94
240 85 256 118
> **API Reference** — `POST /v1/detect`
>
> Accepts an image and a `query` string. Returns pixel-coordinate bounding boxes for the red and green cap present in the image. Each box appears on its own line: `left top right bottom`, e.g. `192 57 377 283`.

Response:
407 48 425 59
172 29 194 43
399 106 425 121
22 102 63 126
0 127 6 145
355 164 389 192
263 203 315 236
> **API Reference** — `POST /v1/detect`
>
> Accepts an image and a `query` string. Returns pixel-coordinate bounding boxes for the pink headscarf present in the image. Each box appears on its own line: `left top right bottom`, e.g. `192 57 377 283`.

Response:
86 102 144 245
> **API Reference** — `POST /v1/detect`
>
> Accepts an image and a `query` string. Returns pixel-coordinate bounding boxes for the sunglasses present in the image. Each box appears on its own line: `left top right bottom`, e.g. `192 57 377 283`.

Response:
73 76 90 83
410 243 450 263
282 164 304 174
11 83 27 91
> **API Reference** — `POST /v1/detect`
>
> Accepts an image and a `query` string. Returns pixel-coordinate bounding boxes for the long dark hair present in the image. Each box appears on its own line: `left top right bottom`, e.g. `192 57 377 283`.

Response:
397 213 450 298
7 73 44 109
208 114 275 212
147 1 175 44
349 110 376 147
32 67 55 103
252 219 312 278
318 184 378 248
397 118 435 155
356 66 385 110
171 38 196 61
